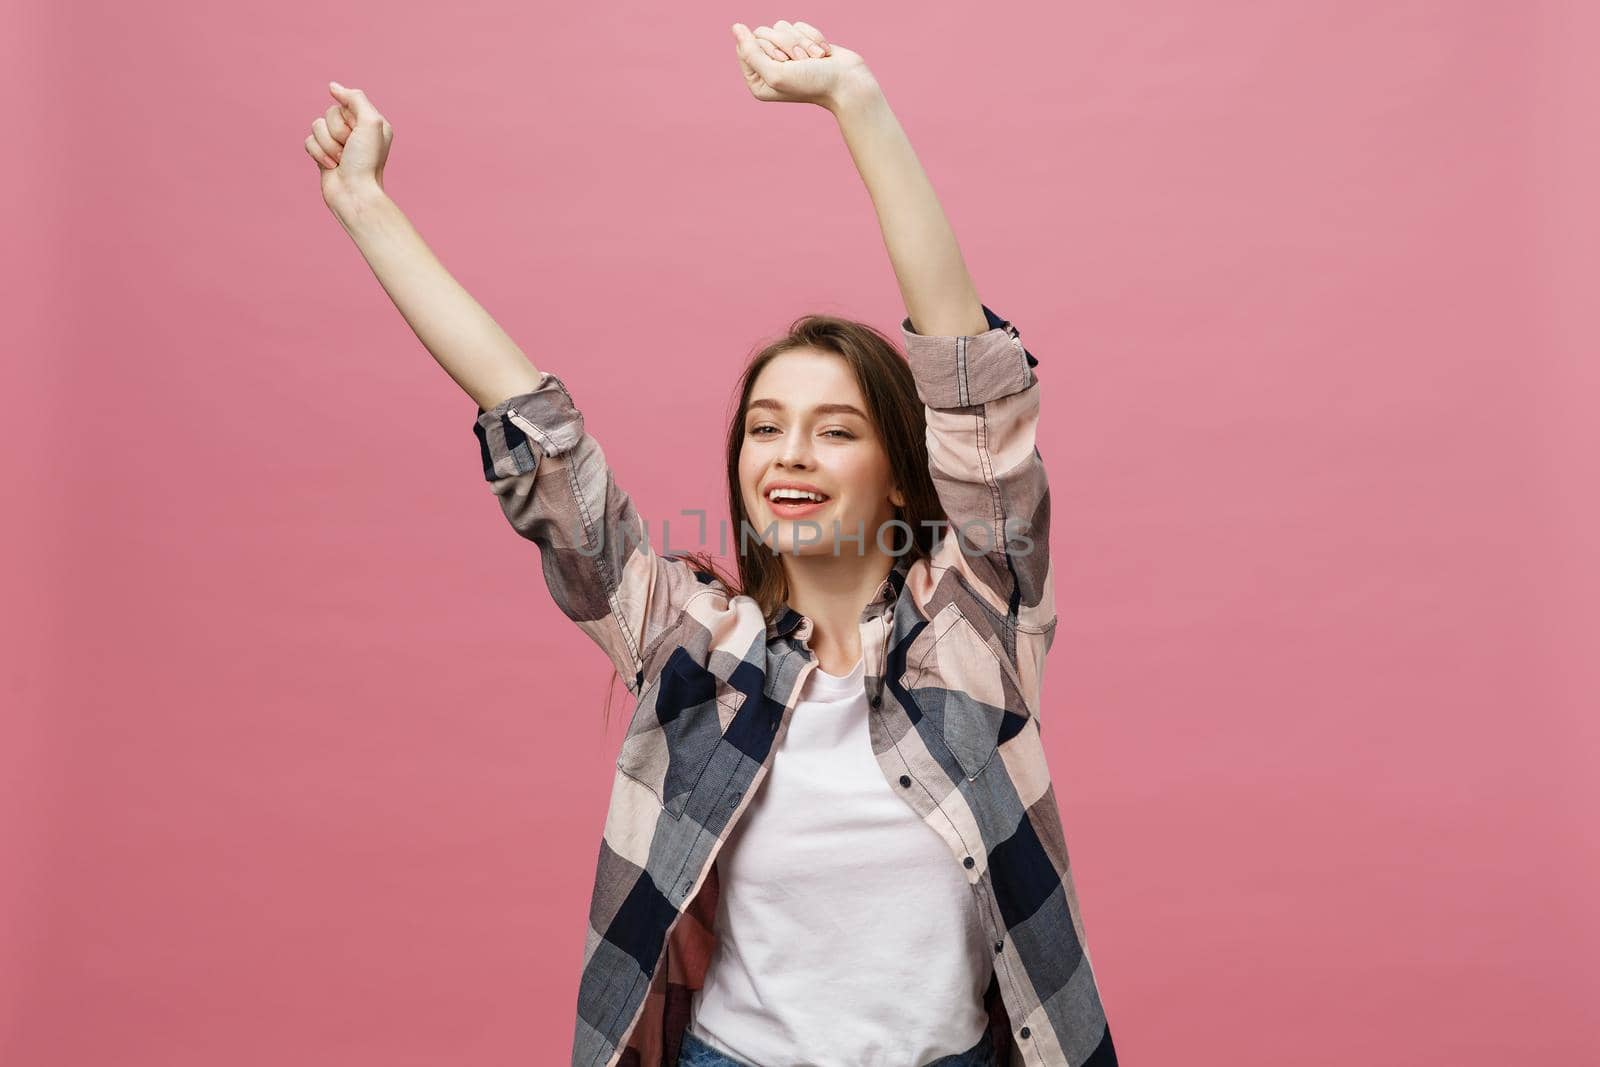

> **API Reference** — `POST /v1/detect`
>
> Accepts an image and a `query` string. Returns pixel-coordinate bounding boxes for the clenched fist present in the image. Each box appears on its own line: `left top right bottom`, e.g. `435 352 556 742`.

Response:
303 81 393 210
730 20 874 110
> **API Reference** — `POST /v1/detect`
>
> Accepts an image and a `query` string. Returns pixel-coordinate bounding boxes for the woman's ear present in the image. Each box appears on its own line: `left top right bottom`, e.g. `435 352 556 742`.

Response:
889 485 906 509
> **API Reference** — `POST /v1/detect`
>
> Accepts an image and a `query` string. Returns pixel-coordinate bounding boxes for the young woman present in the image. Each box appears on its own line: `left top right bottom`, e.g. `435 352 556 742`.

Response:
305 19 1117 1067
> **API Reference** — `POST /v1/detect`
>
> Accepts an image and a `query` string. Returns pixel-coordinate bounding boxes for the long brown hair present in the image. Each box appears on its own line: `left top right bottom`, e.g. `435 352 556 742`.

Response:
601 312 947 729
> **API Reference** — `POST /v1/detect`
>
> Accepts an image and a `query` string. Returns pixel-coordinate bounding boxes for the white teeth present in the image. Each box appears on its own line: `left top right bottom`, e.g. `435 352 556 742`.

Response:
769 488 826 503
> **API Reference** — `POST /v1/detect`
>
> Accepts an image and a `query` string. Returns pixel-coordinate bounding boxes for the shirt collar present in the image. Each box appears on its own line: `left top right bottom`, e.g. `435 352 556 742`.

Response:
764 555 911 641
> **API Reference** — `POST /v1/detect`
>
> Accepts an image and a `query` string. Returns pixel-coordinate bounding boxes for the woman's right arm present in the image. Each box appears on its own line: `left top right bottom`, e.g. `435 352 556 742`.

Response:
306 82 709 694
306 81 540 411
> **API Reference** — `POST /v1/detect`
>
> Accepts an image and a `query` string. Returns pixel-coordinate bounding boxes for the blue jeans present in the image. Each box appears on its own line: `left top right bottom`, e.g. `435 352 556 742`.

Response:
676 1026 998 1067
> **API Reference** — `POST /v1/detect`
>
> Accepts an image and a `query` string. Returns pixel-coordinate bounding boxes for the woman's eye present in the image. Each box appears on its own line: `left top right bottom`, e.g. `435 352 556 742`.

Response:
748 425 852 438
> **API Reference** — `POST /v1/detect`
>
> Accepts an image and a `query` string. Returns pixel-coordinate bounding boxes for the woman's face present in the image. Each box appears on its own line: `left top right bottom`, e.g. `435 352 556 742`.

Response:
737 348 905 559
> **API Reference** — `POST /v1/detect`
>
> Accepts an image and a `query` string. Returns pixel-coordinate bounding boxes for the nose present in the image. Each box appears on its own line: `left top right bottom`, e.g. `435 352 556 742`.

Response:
777 431 812 469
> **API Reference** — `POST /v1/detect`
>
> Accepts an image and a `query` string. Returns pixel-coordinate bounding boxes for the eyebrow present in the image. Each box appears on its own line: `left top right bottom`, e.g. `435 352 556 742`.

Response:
746 398 869 419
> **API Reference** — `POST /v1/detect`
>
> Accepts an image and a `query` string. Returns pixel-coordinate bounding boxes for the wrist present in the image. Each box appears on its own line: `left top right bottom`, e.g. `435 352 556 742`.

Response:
823 68 884 116
327 181 391 229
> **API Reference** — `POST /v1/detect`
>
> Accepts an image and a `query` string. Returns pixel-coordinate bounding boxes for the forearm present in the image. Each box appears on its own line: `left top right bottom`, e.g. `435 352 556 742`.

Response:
328 186 542 411
828 79 987 338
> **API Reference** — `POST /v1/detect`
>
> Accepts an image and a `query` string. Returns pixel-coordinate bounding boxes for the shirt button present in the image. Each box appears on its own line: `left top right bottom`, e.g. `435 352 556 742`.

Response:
963 856 975 869
898 774 911 787
1019 1027 1031 1039
993 940 1004 954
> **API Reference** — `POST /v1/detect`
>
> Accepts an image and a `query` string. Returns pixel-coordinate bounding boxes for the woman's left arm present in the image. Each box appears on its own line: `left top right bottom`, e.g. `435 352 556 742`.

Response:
731 22 1052 642
828 83 990 338
730 21 986 336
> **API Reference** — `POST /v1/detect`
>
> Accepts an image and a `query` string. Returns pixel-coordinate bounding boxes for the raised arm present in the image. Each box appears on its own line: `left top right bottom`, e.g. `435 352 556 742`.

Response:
305 82 540 411
730 24 1053 638
306 82 706 695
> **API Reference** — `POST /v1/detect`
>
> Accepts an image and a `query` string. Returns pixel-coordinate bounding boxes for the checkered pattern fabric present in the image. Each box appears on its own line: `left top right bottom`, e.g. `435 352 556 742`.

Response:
472 307 1117 1066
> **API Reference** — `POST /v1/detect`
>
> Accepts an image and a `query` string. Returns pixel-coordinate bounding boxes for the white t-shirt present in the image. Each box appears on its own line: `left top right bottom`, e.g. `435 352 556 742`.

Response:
687 655 994 1066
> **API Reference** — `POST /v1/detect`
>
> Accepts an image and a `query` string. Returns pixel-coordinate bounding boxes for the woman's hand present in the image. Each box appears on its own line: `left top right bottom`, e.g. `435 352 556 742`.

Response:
730 20 875 111
303 81 393 211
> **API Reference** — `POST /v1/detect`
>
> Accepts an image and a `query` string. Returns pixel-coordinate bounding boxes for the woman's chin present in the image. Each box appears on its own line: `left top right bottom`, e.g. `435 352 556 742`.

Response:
769 537 878 560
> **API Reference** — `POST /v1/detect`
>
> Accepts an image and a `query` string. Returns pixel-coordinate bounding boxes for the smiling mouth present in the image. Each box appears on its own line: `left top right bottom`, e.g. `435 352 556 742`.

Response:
764 490 831 515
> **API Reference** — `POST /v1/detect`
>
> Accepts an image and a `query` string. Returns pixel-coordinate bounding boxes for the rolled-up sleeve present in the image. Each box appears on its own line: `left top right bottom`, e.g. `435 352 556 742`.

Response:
473 372 704 696
474 373 587 480
901 305 1054 635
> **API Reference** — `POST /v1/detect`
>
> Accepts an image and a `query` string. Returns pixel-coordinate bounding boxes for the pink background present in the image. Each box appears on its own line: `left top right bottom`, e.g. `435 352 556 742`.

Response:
3 2 1596 1064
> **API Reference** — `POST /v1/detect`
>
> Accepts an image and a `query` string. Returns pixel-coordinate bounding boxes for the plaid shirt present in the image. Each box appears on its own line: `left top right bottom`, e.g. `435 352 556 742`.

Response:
473 306 1117 1067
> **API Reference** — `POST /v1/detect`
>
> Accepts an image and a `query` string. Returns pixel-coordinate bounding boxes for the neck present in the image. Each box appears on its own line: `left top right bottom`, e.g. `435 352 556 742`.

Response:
780 548 897 671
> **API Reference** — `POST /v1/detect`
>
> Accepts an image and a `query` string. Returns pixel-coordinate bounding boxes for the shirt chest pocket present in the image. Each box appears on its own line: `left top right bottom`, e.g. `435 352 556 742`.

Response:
899 602 1027 782
616 647 748 820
